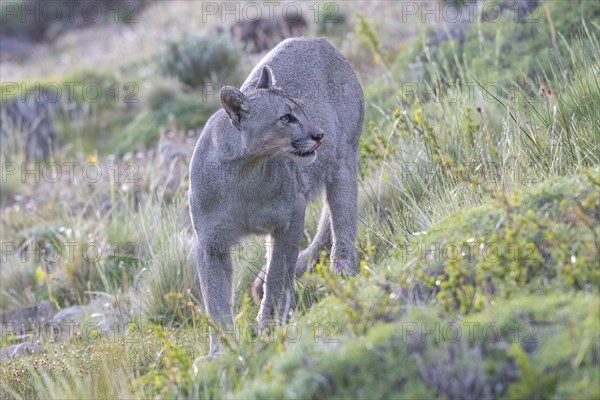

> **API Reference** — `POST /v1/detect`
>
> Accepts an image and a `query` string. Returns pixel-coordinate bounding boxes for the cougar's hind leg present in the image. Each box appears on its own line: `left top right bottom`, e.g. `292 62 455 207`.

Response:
295 205 332 275
252 205 332 304
325 162 359 275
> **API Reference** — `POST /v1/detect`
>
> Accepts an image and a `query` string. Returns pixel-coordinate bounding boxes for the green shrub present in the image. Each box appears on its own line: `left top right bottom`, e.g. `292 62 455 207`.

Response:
237 294 598 399
111 95 215 154
395 169 599 313
143 80 181 111
421 0 600 84
159 34 241 89
314 3 350 36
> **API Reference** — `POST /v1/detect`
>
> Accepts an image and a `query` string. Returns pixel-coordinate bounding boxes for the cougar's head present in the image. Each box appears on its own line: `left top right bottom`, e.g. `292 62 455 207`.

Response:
220 66 324 165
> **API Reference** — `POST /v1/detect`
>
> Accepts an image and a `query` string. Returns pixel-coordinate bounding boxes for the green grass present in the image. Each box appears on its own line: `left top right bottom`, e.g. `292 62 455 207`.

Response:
1 1 599 399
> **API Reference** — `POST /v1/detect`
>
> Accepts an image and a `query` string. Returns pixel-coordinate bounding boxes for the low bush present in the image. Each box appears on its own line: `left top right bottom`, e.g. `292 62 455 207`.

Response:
159 34 241 90
393 169 599 313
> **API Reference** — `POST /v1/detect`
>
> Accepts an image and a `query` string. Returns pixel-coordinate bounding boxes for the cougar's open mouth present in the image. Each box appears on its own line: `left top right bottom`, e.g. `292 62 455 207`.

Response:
292 141 322 158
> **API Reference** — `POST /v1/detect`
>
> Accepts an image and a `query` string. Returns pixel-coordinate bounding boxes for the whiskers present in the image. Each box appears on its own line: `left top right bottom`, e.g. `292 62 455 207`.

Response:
265 147 295 163
252 144 294 163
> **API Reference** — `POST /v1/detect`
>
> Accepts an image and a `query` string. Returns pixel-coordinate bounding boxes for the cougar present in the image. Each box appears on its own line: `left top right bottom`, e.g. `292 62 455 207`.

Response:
189 37 364 356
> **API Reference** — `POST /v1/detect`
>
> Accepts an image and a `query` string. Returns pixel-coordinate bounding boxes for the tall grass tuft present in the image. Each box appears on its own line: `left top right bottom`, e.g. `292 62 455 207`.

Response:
132 193 200 325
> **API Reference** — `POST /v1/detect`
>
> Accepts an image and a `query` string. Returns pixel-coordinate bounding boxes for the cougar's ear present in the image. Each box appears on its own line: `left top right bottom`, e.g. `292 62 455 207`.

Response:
220 86 250 130
255 65 275 90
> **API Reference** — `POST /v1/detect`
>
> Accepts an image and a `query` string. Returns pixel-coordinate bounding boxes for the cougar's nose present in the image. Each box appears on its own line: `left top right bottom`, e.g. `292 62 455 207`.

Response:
312 130 324 142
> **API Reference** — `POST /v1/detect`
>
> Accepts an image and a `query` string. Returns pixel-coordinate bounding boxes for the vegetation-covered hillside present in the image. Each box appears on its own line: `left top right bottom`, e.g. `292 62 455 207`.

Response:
1 1 598 398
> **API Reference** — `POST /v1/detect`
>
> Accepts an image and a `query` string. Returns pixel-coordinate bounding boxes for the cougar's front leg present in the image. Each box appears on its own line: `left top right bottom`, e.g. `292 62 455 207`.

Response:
257 204 305 327
196 239 234 356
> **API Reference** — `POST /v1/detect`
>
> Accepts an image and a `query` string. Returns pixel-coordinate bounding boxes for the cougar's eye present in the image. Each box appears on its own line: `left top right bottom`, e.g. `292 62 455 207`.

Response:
280 114 296 124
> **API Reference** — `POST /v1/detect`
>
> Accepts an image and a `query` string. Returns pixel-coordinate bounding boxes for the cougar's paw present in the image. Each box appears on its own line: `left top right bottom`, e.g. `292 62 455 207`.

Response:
331 253 358 276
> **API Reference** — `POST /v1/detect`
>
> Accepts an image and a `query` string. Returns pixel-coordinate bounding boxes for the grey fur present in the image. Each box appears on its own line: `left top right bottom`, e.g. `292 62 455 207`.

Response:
189 37 363 356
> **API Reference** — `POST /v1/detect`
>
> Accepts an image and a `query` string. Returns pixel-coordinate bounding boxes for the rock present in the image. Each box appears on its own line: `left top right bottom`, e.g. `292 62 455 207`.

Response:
1 298 128 344
0 343 45 360
51 299 129 340
86 298 130 335
0 300 57 334
51 305 87 323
